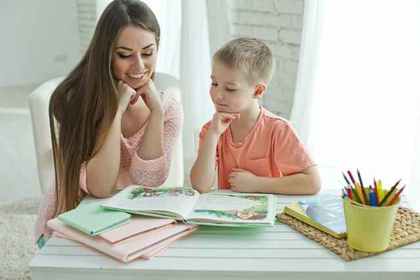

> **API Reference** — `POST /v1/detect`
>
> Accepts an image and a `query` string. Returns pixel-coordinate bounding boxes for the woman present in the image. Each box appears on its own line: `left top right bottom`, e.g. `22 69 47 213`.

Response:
35 0 182 245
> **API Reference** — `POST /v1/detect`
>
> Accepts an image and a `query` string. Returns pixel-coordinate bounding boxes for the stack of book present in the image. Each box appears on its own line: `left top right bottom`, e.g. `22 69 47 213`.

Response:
48 202 197 263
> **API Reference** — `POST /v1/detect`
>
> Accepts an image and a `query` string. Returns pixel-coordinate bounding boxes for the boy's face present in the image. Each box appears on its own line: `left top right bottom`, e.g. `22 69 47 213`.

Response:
210 60 260 114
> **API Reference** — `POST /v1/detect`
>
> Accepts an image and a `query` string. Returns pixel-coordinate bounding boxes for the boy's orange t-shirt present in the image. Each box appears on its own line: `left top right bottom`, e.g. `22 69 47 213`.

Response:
199 107 315 189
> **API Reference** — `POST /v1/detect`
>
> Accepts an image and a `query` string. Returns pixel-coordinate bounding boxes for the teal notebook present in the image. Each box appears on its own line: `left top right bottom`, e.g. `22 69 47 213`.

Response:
58 203 131 236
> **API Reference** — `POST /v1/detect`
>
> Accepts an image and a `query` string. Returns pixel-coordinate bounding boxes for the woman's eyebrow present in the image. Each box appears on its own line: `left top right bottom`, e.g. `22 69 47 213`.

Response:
115 46 132 51
142 43 154 50
115 43 155 51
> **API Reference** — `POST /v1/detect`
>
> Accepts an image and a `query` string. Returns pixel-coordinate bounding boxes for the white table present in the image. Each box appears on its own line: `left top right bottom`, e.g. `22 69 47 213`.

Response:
30 191 420 280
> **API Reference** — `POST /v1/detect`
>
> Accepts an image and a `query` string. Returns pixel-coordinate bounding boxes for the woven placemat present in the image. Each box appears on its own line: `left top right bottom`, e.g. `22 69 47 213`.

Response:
278 207 420 261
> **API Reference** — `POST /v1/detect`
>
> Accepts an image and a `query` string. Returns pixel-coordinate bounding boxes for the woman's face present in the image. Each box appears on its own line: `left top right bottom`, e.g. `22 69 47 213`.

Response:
112 25 158 90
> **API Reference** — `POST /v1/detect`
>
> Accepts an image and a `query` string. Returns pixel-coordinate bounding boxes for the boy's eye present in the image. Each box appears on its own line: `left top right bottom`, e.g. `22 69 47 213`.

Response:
142 52 153 57
226 88 237 92
211 82 218 87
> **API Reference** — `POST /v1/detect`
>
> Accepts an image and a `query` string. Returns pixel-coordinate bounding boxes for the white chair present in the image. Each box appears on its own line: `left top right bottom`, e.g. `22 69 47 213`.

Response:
29 73 184 194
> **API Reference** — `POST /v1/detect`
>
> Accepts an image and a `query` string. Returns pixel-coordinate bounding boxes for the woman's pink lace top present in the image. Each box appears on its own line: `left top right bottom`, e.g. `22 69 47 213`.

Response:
34 89 182 240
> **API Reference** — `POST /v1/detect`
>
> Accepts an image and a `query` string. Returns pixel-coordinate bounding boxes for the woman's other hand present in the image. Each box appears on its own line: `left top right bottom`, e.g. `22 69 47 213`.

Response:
135 78 163 114
117 80 136 114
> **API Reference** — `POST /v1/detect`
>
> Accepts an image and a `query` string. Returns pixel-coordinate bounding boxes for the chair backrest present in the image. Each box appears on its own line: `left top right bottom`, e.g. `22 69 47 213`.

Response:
29 73 184 194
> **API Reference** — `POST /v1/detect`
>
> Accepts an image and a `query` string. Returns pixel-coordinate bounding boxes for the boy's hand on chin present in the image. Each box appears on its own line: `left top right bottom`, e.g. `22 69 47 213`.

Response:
209 112 240 136
228 168 258 193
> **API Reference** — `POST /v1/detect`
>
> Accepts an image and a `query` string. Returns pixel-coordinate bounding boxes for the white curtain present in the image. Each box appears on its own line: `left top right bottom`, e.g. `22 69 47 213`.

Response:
179 0 213 185
147 0 213 185
142 0 182 78
291 0 420 208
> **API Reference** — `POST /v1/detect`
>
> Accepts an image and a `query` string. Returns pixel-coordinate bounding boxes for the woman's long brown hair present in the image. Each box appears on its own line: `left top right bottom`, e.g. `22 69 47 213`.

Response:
49 0 160 215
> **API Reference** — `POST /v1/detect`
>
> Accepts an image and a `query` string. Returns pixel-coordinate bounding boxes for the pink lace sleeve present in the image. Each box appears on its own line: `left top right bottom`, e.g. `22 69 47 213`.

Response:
129 91 183 187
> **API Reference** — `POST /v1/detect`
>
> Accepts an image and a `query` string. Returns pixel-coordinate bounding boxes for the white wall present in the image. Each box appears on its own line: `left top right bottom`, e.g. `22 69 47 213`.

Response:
76 0 99 55
0 0 81 87
0 109 41 201
0 1 81 202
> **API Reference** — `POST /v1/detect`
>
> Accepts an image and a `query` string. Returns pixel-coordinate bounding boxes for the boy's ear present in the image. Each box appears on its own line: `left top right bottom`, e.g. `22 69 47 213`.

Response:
254 83 267 98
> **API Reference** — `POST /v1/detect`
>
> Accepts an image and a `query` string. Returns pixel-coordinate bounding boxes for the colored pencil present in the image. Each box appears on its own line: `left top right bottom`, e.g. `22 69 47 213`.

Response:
378 179 401 206
357 169 368 204
347 170 366 204
345 187 353 199
341 172 361 203
368 186 377 206
342 172 361 203
373 178 380 203
342 189 347 199
386 185 405 206
347 170 357 186
377 179 384 201
357 169 364 187
342 172 351 186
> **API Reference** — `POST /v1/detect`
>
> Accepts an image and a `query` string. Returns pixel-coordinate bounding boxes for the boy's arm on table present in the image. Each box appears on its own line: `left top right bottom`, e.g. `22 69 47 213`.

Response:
190 130 218 193
230 165 321 195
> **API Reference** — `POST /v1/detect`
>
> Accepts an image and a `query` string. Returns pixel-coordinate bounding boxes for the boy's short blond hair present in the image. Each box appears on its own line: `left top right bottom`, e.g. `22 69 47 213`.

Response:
213 37 275 84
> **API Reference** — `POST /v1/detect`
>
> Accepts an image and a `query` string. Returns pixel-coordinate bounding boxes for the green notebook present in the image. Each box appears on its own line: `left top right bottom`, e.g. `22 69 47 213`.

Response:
58 203 131 236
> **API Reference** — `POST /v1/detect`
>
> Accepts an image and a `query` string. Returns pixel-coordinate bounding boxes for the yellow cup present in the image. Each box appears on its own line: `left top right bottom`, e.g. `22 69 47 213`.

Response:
343 197 399 252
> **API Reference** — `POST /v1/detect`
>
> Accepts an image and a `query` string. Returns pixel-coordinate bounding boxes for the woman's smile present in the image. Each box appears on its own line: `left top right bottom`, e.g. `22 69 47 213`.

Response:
126 71 150 88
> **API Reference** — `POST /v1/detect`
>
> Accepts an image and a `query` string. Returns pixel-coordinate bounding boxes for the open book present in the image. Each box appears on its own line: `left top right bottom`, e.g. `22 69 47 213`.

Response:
101 186 277 227
281 193 347 239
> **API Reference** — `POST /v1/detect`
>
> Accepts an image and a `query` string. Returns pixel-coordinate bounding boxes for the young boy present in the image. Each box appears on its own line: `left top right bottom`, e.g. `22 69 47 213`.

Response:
190 38 321 194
